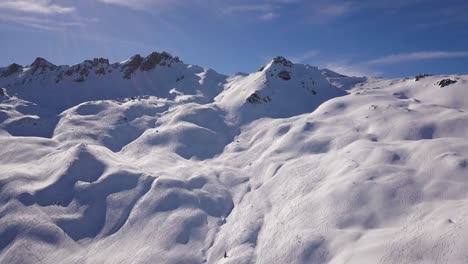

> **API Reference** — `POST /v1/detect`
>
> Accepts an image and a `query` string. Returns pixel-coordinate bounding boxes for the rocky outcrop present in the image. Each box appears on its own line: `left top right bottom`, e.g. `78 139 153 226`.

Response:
84 58 109 67
246 92 272 104
415 74 432 81
55 58 110 83
437 79 457 87
121 52 181 79
140 52 180 71
30 57 57 75
95 67 106 75
278 70 291 80
272 56 293 67
122 55 143 79
0 63 22 78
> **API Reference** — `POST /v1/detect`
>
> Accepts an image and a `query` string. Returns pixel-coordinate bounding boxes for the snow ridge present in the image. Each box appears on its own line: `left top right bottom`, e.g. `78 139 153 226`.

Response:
1 52 468 264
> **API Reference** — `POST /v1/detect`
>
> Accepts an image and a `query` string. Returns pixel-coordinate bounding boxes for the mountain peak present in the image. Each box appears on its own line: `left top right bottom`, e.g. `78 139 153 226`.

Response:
83 58 110 66
0 63 22 78
121 51 182 79
272 56 293 67
31 57 55 68
140 51 181 71
257 56 294 73
29 57 57 74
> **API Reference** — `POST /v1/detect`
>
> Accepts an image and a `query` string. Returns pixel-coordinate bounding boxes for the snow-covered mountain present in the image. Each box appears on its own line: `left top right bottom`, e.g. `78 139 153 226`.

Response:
0 52 467 264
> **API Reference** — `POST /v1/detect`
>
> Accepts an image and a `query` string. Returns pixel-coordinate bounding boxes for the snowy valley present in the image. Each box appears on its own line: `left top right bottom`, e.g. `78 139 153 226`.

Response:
0 52 467 263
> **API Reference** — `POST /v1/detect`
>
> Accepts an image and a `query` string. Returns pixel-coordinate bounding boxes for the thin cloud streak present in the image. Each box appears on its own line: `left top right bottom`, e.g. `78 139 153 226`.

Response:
368 51 468 65
0 0 75 14
323 61 381 77
96 0 184 10
0 13 96 31
289 50 320 63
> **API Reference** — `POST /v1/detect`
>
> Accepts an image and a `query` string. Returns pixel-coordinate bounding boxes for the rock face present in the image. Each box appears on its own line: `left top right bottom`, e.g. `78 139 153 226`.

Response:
437 78 457 87
272 56 293 67
278 70 291 80
121 52 181 79
122 54 144 79
140 51 180 71
415 73 432 81
57 58 112 83
1 63 22 77
84 58 110 67
30 57 57 74
246 92 272 104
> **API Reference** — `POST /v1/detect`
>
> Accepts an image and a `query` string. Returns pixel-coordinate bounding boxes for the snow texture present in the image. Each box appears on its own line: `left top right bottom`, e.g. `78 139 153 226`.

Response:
0 52 467 264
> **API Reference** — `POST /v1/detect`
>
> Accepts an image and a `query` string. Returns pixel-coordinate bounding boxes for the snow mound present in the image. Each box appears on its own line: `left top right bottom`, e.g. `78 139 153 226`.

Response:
1 53 468 263
217 56 352 124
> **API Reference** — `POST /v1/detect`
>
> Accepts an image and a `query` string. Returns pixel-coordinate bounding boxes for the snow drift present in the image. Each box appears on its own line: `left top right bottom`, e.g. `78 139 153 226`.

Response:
0 52 467 264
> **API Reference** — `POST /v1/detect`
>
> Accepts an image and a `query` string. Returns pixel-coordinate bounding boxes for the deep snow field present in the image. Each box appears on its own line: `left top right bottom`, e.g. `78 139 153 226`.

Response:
0 52 467 264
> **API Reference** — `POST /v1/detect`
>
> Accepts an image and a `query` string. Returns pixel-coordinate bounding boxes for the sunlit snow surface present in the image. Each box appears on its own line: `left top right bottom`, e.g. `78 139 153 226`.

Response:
0 56 467 263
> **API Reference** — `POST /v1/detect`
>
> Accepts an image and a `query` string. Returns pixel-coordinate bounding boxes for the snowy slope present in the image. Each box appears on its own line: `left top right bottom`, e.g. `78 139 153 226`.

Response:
1 53 468 264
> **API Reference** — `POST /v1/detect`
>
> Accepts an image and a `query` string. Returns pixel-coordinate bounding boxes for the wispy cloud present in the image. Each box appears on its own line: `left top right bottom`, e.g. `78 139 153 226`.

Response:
0 1 97 31
323 61 381 77
318 2 352 18
289 50 320 63
222 4 272 14
258 12 276 21
0 14 85 31
0 0 75 14
96 0 300 21
221 3 281 21
368 51 468 65
96 0 190 10
0 14 92 31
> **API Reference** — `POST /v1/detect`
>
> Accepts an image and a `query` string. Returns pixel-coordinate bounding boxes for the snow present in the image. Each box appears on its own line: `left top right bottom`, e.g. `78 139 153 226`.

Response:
0 53 468 263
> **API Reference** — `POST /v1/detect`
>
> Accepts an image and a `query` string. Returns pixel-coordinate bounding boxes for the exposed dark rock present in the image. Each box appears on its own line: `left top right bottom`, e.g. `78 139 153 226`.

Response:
258 65 266 72
1 63 22 77
121 52 181 79
246 92 271 104
278 71 291 80
84 58 109 67
64 68 75 76
437 79 457 88
415 74 432 81
272 56 293 67
247 92 261 104
30 57 57 74
0 88 5 96
79 67 89 78
95 67 106 75
55 72 64 83
122 54 143 79
31 57 50 67
140 52 180 71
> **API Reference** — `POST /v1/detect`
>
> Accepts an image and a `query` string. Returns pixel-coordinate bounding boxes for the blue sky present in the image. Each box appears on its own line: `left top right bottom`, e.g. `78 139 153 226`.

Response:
0 0 468 77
